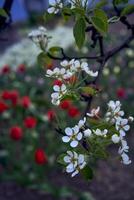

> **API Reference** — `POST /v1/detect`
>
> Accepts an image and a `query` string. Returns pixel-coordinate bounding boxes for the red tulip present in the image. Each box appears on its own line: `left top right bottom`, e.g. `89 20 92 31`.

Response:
0 101 9 113
21 96 31 108
24 117 37 129
35 149 48 165
9 126 23 141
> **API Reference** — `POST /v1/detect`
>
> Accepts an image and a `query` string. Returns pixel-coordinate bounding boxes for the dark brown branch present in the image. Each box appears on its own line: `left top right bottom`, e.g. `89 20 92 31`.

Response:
47 50 100 61
105 34 133 61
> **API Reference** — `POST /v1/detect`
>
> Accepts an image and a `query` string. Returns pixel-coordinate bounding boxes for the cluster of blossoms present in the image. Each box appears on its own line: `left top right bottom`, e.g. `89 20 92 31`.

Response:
46 59 98 105
63 151 86 177
28 26 50 50
60 100 133 177
105 100 133 165
47 0 88 14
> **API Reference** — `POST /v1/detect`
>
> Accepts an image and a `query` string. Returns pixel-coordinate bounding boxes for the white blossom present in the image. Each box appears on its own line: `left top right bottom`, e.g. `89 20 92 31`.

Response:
83 129 92 137
48 0 63 14
78 117 86 129
93 129 108 137
87 107 100 118
118 139 131 165
121 152 131 165
106 100 124 122
128 116 134 122
111 134 120 143
62 126 83 147
116 118 130 137
64 151 86 177
51 84 67 105
28 27 49 49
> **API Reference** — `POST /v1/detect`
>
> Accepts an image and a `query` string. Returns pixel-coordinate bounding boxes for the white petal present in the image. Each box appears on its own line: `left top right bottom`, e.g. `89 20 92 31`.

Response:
67 151 73 157
67 163 74 170
47 7 55 14
61 60 68 67
84 129 92 137
65 127 73 136
64 156 71 163
124 125 130 131
70 140 78 148
78 154 84 164
119 129 126 137
111 134 120 143
79 161 86 169
73 125 79 133
53 85 60 92
76 132 82 141
72 170 79 177
61 84 66 91
66 167 74 173
62 136 70 143
121 119 128 125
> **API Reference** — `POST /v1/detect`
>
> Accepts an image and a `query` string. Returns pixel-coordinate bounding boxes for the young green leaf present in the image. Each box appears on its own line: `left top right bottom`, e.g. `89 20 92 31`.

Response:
37 52 52 67
95 0 108 9
121 4 134 16
90 8 108 35
73 17 86 49
90 16 108 35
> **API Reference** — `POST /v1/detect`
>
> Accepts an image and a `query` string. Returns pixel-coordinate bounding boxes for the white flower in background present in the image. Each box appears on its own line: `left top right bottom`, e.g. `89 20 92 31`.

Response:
78 117 86 129
119 139 129 154
62 126 82 147
51 84 67 105
0 26 74 68
46 67 66 78
48 0 63 14
116 118 130 137
111 134 120 143
128 116 134 122
83 129 92 137
81 62 98 77
28 26 49 49
118 139 131 165
106 100 124 122
87 107 100 118
93 129 108 137
64 151 86 177
121 152 131 165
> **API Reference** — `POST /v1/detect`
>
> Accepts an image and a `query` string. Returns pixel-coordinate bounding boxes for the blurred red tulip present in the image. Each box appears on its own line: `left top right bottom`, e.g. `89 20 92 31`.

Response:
9 126 23 141
24 117 37 129
35 149 48 165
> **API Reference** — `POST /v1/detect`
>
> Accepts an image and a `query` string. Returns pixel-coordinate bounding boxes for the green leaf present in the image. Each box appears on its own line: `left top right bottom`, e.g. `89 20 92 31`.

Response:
95 0 108 8
48 46 62 56
73 17 86 49
80 86 98 96
72 7 85 16
37 52 52 67
90 16 108 35
81 166 94 180
0 8 8 17
62 92 80 101
57 154 66 165
92 9 108 34
121 4 134 16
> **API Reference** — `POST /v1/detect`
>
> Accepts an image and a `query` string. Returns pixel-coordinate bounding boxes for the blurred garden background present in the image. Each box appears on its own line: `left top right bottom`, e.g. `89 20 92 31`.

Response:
0 0 134 200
